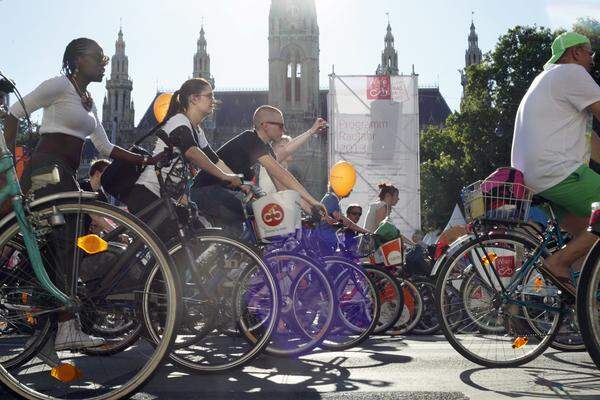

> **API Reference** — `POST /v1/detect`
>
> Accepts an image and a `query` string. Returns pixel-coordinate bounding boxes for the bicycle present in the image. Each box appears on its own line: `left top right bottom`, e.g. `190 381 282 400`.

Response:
0 103 180 399
434 179 577 367
116 133 280 373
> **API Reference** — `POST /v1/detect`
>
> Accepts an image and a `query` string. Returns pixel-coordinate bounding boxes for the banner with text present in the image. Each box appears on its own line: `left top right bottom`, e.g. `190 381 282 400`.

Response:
328 74 420 236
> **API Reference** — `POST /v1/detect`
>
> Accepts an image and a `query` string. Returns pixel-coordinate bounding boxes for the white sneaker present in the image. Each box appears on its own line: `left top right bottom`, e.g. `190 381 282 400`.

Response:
55 319 105 351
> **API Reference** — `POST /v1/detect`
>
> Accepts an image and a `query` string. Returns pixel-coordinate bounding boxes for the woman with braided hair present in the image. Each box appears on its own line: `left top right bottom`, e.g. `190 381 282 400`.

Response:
3 38 161 352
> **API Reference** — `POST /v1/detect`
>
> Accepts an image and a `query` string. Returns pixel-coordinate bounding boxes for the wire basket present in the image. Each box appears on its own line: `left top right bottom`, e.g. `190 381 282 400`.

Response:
461 180 533 223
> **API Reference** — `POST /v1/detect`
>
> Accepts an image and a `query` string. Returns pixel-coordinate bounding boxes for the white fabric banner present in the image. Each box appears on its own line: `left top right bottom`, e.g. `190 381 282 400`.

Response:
328 74 420 236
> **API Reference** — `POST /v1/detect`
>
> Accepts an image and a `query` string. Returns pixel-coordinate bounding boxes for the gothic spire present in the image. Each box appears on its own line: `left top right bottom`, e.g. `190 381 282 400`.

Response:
377 19 398 76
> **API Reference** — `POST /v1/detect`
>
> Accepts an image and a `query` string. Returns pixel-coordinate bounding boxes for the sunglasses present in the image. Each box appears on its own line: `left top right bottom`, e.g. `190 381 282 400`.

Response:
264 121 285 129
348 211 362 217
83 53 109 66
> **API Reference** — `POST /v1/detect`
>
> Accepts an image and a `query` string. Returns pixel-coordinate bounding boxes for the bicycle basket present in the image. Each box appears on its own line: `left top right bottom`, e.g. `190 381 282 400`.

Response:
461 180 533 223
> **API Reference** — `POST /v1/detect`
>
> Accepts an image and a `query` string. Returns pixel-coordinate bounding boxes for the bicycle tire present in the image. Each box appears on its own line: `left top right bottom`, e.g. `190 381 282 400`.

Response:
576 239 600 368
435 232 562 367
0 199 180 400
320 257 380 350
411 278 440 335
262 251 335 357
387 278 423 335
146 232 279 373
363 265 402 335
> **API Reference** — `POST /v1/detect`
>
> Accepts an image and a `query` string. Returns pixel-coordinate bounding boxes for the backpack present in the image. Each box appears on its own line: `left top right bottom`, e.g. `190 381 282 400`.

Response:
100 145 153 202
101 127 171 202
481 167 525 199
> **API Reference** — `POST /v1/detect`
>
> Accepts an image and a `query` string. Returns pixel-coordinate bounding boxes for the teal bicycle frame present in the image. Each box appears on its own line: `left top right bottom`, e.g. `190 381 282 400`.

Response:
0 133 71 305
471 216 567 315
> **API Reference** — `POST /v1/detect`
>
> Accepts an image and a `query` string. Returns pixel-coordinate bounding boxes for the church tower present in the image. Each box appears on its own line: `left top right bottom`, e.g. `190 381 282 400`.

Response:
103 27 135 147
268 0 319 118
460 19 482 93
376 22 399 76
193 25 214 86
268 0 324 196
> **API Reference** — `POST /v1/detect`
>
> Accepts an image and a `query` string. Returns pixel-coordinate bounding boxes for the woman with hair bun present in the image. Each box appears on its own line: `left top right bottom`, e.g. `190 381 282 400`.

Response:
362 182 399 233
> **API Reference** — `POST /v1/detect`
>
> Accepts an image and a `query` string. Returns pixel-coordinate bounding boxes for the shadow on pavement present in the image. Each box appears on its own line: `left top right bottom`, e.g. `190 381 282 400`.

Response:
459 364 600 399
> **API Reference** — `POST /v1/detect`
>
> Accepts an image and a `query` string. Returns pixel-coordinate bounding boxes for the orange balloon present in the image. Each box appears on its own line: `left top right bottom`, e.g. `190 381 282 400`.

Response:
153 93 173 123
329 161 356 197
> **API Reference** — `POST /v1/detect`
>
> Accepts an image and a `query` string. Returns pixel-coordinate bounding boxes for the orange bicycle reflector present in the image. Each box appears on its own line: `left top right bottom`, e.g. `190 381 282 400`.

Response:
533 276 544 292
481 252 497 266
512 336 528 349
50 363 83 382
77 234 108 254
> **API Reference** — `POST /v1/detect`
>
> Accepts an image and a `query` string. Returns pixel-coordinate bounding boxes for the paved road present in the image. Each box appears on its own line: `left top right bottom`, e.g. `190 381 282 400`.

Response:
2 335 599 399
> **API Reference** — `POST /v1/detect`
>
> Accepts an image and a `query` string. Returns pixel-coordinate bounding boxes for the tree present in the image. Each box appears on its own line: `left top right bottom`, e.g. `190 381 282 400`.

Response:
573 17 600 84
420 26 555 231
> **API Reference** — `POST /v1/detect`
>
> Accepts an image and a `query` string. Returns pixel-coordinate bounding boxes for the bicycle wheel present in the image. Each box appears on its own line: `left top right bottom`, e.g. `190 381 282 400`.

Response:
262 251 335 357
577 239 600 368
0 199 180 400
363 265 402 335
435 232 562 367
387 278 423 335
0 238 54 369
411 278 440 335
150 233 279 372
320 257 380 350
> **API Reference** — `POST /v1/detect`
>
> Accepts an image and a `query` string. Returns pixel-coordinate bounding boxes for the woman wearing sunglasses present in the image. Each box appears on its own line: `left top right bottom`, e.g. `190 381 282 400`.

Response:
3 38 160 352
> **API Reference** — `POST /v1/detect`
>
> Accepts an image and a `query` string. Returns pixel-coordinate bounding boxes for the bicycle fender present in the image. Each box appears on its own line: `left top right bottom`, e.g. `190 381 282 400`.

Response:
0 190 98 231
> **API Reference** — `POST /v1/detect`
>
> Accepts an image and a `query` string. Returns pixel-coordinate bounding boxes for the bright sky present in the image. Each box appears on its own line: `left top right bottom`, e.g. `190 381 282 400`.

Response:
1 0 599 125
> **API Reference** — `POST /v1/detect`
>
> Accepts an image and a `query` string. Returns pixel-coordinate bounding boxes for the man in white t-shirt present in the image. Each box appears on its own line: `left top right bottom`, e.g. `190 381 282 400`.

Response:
511 31 600 293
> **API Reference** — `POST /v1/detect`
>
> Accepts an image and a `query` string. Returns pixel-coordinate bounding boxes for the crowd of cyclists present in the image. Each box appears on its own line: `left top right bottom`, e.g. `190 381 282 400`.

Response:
0 29 599 399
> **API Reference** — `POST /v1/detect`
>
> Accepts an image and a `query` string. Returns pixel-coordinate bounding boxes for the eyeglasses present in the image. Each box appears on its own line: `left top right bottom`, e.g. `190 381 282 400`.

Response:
348 211 362 217
199 92 215 100
264 121 285 129
83 53 109 66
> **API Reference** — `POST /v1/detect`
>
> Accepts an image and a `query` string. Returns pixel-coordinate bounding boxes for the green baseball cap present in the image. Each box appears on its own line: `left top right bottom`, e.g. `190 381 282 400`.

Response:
545 31 591 69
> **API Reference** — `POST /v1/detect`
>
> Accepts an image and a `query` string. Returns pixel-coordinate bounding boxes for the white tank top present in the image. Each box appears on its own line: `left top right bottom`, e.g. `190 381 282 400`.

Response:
363 200 389 232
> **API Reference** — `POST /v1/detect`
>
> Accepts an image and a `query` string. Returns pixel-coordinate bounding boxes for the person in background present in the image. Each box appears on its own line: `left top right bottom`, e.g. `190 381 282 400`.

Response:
363 182 399 232
258 117 327 194
79 158 109 202
343 204 364 248
317 188 370 255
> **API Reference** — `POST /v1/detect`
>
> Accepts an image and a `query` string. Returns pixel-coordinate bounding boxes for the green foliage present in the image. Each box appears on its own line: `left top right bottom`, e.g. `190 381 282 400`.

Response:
573 17 600 84
420 25 555 231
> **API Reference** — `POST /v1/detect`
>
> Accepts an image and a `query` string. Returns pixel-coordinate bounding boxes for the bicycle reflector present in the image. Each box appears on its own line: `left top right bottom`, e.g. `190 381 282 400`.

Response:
481 252 497 266
77 234 108 254
51 363 83 382
512 336 528 349
588 202 600 234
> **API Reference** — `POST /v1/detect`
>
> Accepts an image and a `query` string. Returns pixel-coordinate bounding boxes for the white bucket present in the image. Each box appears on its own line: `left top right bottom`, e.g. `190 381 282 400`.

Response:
252 190 301 240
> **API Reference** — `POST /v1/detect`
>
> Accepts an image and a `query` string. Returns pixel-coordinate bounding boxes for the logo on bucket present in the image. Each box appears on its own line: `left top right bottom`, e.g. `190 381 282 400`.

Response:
261 203 284 227
367 76 391 100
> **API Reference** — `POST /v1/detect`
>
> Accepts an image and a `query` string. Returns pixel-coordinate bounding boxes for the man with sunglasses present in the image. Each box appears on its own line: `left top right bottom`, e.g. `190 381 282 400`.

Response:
511 31 600 293
192 105 326 236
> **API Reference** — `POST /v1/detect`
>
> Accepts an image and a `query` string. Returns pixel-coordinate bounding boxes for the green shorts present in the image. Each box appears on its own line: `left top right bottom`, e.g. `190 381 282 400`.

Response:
539 164 600 219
